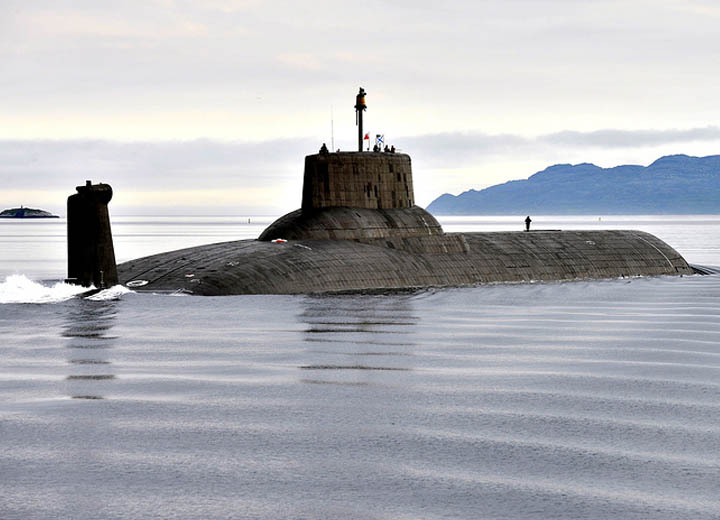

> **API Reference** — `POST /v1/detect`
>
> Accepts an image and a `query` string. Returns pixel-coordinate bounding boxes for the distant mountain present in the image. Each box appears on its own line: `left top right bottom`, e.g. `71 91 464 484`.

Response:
0 206 59 218
426 154 720 215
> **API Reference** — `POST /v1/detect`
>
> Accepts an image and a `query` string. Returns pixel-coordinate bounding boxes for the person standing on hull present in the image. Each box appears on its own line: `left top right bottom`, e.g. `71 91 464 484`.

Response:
525 215 532 232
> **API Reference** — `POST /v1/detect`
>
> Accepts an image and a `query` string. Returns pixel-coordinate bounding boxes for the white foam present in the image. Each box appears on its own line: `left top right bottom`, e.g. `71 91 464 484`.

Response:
84 285 133 301
0 275 90 304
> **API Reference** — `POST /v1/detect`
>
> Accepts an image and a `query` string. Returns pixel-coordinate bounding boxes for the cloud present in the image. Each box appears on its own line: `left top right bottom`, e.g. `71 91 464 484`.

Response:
0 138 324 213
4 0 720 143
0 138 315 191
275 53 326 72
399 126 720 166
2 125 718 191
541 126 720 148
1 125 719 212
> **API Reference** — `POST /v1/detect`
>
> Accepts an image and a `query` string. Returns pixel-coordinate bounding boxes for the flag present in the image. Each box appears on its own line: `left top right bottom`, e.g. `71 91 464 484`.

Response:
363 133 370 140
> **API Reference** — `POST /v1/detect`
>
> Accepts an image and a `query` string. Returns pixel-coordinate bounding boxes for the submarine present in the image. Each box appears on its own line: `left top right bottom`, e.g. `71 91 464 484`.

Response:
69 88 694 295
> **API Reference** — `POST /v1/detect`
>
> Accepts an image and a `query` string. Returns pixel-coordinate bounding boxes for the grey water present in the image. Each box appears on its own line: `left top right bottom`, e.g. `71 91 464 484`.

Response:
1 215 720 519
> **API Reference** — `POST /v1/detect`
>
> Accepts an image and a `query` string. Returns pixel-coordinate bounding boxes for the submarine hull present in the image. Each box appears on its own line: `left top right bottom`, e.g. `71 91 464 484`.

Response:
117 151 693 295
117 230 693 295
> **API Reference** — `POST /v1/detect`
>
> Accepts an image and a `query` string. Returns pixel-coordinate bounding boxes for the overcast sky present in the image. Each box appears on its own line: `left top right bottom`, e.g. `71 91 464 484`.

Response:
2 0 719 214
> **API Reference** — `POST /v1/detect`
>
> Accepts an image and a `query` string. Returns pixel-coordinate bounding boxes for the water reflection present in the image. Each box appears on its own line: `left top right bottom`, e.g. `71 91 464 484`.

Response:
297 294 418 384
62 300 118 399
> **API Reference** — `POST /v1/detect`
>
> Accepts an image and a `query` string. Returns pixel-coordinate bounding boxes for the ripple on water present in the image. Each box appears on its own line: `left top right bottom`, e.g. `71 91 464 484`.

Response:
1 274 719 518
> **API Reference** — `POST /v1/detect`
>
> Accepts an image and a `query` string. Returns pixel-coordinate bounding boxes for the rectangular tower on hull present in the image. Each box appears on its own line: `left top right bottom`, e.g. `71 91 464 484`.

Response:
301 152 414 211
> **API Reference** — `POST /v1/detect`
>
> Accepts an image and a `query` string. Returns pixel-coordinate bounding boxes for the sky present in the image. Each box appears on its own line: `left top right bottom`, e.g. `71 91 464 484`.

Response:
1 0 719 215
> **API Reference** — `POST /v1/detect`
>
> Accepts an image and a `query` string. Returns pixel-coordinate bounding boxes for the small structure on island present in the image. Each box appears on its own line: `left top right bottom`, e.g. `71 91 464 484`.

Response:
109 88 695 294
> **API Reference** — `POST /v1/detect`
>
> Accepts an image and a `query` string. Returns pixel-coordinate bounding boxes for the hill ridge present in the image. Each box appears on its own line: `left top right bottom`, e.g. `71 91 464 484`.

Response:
426 154 720 215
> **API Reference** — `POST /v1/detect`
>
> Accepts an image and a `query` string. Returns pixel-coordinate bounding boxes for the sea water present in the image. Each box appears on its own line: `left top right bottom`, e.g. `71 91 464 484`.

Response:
1 216 719 519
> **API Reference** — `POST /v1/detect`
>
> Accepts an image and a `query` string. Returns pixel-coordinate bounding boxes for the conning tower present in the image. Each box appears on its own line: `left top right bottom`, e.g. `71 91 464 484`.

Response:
260 89 444 241
302 152 414 210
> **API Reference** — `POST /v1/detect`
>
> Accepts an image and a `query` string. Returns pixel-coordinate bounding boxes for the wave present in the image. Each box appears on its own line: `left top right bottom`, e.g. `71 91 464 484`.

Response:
0 274 132 304
0 275 89 304
692 264 720 275
84 284 133 301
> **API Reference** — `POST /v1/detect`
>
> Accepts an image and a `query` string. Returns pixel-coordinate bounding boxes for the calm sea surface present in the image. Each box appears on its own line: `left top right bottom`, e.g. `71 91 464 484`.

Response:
1 215 719 519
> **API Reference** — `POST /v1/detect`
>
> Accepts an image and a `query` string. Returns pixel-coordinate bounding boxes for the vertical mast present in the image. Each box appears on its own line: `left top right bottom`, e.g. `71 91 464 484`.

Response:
355 87 367 152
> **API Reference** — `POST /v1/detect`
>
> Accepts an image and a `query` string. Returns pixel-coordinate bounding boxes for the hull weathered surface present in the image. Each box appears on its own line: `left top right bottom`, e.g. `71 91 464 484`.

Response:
117 230 692 295
258 206 443 241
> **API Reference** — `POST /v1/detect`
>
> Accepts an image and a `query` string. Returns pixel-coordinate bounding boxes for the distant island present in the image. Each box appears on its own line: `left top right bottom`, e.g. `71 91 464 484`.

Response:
427 154 720 215
0 206 59 218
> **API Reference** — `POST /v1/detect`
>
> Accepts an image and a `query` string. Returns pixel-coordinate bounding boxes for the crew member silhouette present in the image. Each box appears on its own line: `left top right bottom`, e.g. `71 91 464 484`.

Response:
525 216 532 232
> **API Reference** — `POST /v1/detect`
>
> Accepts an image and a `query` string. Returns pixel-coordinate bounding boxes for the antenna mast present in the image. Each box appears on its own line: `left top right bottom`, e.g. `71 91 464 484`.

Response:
355 87 367 152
